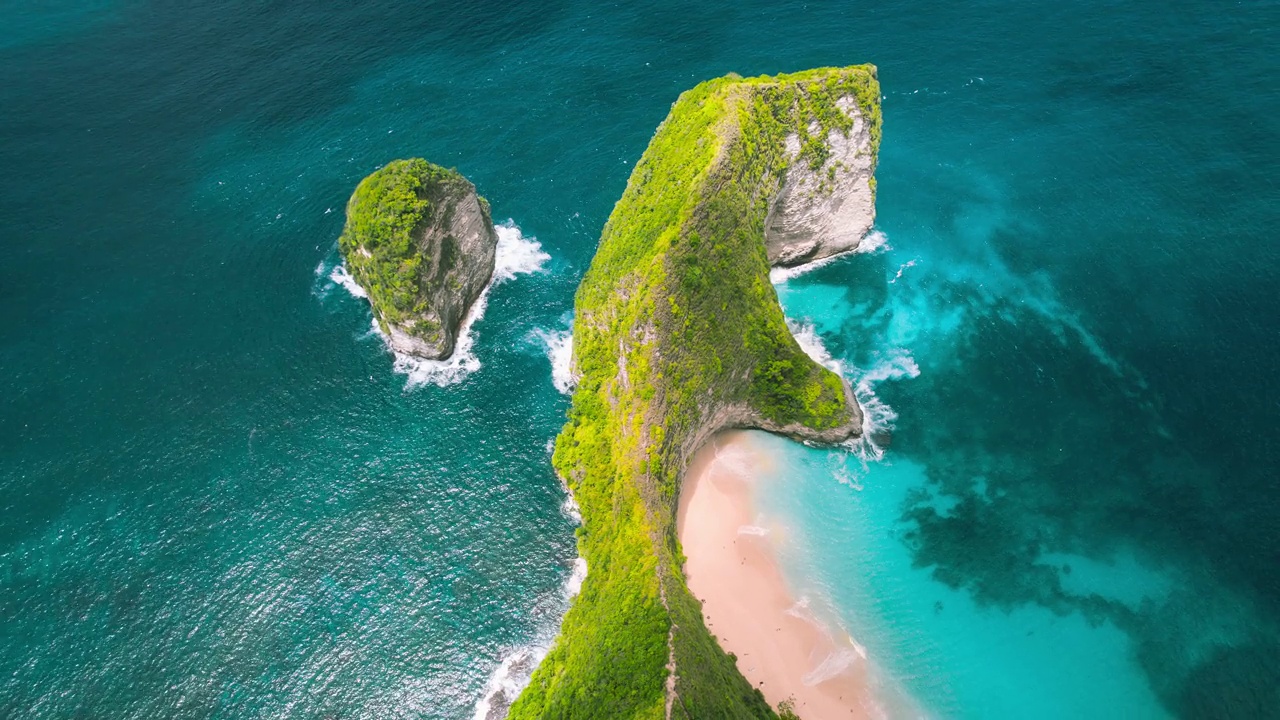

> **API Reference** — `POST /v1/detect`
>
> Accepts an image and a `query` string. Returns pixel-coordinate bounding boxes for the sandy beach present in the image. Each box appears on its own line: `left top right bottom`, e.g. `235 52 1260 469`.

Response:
678 430 880 719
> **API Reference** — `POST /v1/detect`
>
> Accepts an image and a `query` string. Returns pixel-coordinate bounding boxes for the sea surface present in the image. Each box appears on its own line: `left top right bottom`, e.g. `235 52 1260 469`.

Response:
1 1 1276 718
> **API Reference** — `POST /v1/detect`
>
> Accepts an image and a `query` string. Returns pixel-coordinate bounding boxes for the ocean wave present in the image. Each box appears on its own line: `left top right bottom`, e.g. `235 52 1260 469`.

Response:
785 319 919 464
472 557 587 720
400 221 549 387
737 524 771 537
328 263 368 299
769 229 889 284
556 465 583 525
788 320 845 375
324 221 550 388
564 557 587 597
561 493 582 525
393 289 487 388
311 260 333 298
848 349 921 463
493 220 552 281
473 647 544 720
859 229 890 254
784 595 812 619
832 461 864 491
802 647 863 687
532 328 576 394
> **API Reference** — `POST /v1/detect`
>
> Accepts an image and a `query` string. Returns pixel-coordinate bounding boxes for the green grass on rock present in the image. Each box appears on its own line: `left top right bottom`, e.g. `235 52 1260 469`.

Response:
510 65 880 720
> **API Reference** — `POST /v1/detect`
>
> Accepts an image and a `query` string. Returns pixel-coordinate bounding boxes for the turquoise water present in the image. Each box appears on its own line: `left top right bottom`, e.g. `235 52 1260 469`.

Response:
1 1 1276 718
749 433 1168 718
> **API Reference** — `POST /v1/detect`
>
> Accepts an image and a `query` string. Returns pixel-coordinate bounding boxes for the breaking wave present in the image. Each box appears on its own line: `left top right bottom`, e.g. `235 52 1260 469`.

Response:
802 648 864 687
788 320 845 375
472 557 587 720
769 229 889 284
328 264 368 299
848 349 921 463
533 328 576 394
493 220 552 281
786 320 919 464
555 462 583 525
326 220 550 388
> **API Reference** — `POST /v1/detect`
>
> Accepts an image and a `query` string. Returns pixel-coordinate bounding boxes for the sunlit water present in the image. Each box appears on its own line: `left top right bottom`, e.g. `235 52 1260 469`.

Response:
1 1 1275 717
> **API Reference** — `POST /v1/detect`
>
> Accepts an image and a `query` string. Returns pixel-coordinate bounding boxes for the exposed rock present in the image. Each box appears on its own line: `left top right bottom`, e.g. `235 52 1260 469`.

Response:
765 95 877 266
338 159 497 359
511 66 880 719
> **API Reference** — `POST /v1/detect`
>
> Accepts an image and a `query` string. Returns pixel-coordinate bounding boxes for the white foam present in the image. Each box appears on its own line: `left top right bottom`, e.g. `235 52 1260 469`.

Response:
533 329 577 394
889 258 917 284
851 637 868 660
788 320 845 375
345 220 550 388
564 557 587 598
737 525 771 537
802 648 863 686
769 229 889 284
393 291 485 388
472 647 545 720
771 254 842 284
847 349 921 463
493 220 551 281
329 263 368 299
557 468 583 525
472 556 587 720
785 319 919 465
784 596 812 619
832 462 864 491
360 316 382 341
859 229 890 254
858 349 921 387
561 493 582 525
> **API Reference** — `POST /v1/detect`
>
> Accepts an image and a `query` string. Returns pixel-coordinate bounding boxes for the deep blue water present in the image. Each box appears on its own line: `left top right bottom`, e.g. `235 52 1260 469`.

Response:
1 1 1276 718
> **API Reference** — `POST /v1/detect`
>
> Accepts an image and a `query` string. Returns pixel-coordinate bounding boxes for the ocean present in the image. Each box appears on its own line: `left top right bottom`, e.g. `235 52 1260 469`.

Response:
1 1 1276 717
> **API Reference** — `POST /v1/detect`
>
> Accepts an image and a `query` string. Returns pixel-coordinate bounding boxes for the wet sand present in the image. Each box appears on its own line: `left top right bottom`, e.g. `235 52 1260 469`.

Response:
678 431 881 719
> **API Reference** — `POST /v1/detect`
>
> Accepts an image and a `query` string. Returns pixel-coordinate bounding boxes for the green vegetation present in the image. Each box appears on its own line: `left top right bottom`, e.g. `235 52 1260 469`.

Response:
510 66 879 719
337 158 487 333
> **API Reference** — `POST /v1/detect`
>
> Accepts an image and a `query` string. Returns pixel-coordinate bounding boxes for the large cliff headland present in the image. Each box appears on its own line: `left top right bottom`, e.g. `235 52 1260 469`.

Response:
509 66 880 719
338 159 498 359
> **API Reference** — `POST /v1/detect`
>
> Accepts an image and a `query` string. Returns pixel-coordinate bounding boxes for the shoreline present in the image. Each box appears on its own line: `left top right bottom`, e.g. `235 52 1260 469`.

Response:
677 430 881 719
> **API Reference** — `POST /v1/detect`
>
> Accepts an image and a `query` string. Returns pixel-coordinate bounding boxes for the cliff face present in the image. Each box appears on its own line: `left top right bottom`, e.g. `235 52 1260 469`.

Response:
510 67 880 719
765 95 878 266
338 159 497 359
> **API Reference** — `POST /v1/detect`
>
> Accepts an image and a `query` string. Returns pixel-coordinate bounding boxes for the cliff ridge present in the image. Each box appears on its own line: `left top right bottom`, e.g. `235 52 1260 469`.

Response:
510 66 881 719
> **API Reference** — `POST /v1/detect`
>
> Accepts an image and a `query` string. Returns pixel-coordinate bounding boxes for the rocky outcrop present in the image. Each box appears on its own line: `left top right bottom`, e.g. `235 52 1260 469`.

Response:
765 95 877 266
338 159 497 359
511 66 880 720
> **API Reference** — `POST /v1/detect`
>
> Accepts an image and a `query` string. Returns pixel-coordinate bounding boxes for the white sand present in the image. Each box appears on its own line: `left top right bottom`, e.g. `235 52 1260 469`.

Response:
678 431 882 719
